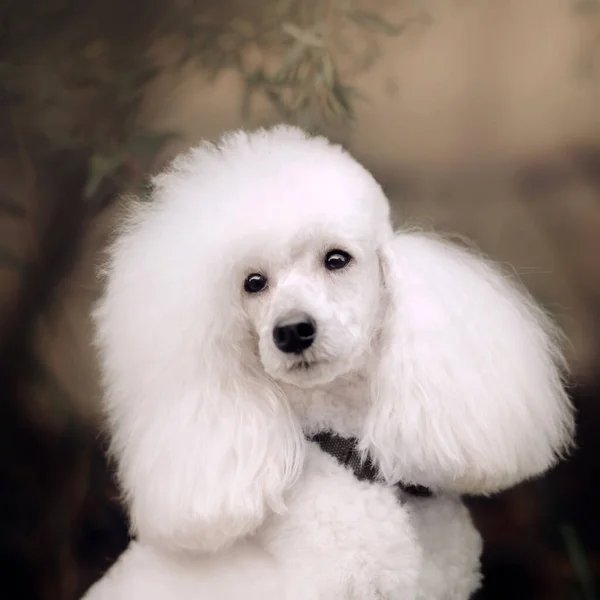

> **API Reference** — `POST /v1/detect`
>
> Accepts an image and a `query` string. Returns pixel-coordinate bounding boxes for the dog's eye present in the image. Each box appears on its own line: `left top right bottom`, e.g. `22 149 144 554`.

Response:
244 273 268 294
324 250 352 271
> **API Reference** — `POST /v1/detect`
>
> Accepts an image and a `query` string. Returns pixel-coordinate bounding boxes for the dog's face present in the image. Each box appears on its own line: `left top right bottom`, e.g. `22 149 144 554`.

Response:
241 223 384 388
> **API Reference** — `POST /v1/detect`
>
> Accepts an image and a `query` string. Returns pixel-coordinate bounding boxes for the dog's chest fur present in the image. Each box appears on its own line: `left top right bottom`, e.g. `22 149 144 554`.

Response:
256 443 422 598
281 371 370 438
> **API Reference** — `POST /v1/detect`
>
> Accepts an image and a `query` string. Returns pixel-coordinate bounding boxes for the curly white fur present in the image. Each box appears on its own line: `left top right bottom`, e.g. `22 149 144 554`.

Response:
84 125 574 600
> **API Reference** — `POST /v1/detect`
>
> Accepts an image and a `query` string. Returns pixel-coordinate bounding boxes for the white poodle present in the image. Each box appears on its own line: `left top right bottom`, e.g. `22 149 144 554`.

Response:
83 126 574 600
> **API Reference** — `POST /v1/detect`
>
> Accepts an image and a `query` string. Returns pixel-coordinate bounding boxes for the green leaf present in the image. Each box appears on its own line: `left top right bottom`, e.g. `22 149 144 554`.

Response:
331 81 356 120
321 53 336 88
281 23 324 48
84 153 124 199
273 40 309 83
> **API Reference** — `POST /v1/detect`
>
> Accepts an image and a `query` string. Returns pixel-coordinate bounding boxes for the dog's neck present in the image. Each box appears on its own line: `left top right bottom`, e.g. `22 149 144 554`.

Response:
281 368 371 438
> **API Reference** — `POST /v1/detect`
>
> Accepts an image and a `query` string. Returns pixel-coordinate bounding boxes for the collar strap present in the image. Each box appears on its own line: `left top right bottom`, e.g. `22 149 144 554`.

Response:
310 432 433 498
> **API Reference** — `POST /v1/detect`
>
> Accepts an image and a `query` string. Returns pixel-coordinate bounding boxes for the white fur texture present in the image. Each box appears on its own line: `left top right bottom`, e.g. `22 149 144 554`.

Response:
83 492 481 600
363 233 574 494
87 125 574 599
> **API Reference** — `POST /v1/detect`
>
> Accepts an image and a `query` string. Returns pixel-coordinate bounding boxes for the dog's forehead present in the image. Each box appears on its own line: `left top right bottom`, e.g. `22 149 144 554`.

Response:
220 150 387 232
149 133 393 266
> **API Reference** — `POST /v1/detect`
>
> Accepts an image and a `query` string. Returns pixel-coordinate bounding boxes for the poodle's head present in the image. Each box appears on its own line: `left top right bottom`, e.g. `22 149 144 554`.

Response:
94 124 575 555
150 125 391 392
93 126 393 553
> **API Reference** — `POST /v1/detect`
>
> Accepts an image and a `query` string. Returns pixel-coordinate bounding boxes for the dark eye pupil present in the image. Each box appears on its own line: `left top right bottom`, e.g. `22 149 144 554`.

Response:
244 273 267 293
325 250 351 271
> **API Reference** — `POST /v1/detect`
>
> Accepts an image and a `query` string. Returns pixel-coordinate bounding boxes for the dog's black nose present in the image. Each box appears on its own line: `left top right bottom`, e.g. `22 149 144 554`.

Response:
273 316 317 354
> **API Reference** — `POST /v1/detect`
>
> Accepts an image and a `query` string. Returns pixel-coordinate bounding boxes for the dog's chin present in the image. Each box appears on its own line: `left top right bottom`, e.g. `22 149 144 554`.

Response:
266 358 350 389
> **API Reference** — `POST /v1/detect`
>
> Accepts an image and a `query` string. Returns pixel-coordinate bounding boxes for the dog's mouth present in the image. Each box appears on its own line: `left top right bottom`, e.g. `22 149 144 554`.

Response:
289 357 328 372
271 355 343 388
290 359 318 371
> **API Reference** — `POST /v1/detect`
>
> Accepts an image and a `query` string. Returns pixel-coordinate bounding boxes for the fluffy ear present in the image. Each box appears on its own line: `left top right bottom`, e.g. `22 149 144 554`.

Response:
362 231 575 495
93 200 304 554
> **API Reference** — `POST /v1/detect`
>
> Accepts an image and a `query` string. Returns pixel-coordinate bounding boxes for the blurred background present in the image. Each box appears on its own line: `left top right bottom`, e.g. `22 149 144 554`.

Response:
1 0 600 598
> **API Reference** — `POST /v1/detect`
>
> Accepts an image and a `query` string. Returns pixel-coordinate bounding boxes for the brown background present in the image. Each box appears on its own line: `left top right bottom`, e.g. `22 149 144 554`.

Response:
2 1 600 599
